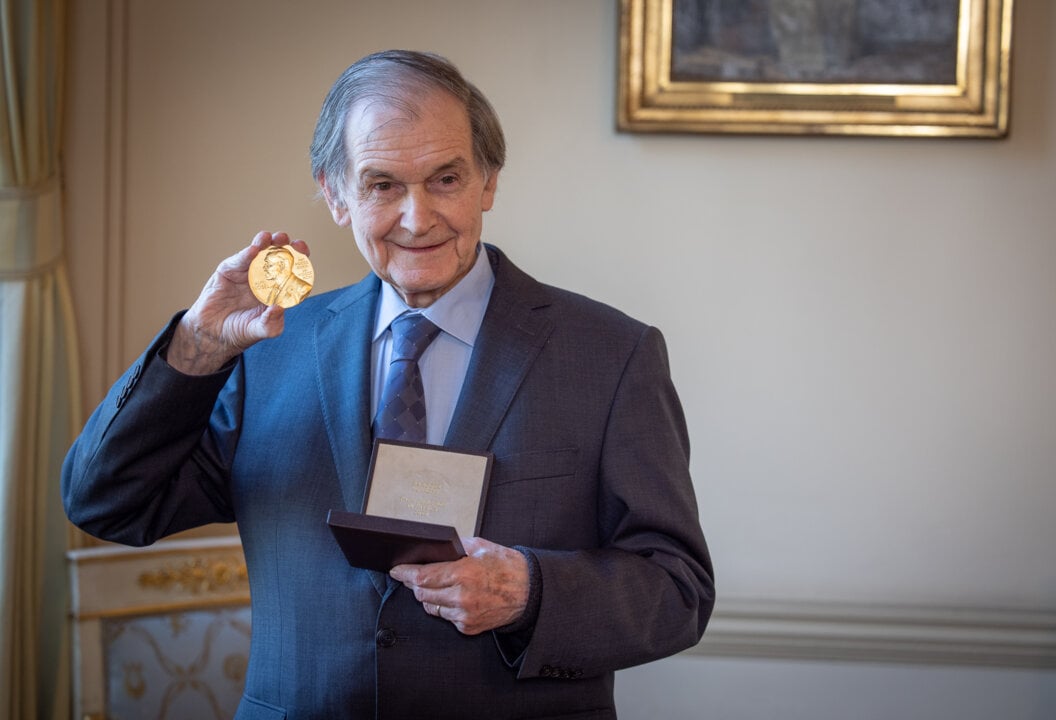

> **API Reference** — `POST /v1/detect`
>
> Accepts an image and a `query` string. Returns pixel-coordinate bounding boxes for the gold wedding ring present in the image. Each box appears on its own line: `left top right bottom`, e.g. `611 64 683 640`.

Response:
248 245 315 308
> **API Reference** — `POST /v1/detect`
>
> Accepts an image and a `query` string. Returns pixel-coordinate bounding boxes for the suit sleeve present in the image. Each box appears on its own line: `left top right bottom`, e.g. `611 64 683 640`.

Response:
507 325 715 679
61 316 242 546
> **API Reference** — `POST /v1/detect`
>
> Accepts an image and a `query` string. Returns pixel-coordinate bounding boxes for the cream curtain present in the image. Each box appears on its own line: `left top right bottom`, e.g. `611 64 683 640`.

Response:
0 1 78 719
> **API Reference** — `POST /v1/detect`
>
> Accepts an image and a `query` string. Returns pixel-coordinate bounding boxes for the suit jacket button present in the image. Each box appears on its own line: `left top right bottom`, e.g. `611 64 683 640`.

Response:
375 628 397 648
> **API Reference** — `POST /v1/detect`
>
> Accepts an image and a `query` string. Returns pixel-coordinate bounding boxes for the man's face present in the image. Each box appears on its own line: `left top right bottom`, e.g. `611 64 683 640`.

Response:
323 89 498 308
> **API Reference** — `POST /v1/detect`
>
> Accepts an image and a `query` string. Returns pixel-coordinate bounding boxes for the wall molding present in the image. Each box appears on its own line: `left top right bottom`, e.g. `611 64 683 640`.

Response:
103 0 129 386
689 597 1056 669
69 542 1056 670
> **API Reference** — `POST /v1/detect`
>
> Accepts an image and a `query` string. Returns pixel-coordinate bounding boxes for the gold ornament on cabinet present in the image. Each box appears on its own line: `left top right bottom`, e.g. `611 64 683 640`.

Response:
138 556 248 595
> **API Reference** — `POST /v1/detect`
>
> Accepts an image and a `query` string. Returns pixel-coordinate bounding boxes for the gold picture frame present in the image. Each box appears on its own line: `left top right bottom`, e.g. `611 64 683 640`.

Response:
618 0 1014 137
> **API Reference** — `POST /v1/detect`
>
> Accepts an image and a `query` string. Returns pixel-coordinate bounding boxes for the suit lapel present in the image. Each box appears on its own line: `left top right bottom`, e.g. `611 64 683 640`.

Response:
445 247 554 451
314 275 379 511
313 275 395 596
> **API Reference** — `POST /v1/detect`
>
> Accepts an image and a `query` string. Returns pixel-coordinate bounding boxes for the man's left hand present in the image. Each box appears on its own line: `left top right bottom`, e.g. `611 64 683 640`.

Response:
390 537 529 635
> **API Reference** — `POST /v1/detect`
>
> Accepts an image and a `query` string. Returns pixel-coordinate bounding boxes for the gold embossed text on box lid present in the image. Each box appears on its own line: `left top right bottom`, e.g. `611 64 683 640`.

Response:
363 440 492 538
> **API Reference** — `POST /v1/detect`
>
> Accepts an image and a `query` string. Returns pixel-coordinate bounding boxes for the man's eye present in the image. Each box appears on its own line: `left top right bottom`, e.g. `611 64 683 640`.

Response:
438 175 458 186
374 181 393 192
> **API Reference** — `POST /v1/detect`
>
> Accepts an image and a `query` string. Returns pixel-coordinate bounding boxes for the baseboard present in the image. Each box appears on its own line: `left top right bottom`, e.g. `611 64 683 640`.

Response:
688 597 1056 669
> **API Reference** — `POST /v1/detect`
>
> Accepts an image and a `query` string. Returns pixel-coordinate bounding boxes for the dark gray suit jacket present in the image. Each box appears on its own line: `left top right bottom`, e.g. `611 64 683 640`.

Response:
62 245 714 720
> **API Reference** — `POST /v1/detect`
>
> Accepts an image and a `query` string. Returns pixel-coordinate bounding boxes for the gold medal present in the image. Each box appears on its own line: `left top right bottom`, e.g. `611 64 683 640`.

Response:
248 245 315 308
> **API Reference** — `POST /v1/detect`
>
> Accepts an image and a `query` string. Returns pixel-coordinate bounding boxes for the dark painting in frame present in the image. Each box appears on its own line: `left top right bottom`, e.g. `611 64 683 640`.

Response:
618 0 1014 137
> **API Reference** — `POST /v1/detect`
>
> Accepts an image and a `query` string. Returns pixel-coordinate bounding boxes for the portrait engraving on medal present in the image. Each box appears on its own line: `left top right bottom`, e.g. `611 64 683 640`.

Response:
248 245 315 308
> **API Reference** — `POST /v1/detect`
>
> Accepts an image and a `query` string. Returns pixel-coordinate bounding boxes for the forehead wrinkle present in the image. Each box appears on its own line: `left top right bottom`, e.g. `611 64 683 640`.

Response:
351 122 471 180
344 91 476 188
349 115 414 155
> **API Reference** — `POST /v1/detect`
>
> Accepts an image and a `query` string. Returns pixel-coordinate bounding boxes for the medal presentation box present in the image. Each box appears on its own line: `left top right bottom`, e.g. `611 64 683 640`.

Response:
328 440 493 572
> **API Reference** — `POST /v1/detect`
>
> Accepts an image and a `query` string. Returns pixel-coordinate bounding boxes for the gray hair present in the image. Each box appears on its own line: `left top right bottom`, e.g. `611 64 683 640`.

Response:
309 50 506 199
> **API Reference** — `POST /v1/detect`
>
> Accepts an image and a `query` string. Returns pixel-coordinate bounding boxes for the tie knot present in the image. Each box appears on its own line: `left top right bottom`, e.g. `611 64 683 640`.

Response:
390 313 441 362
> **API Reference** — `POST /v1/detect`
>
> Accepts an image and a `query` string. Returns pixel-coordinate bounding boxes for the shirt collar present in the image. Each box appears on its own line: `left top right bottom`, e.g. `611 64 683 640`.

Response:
373 244 495 347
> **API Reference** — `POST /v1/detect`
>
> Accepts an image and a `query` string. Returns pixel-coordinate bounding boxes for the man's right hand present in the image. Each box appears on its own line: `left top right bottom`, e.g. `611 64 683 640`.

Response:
166 231 310 375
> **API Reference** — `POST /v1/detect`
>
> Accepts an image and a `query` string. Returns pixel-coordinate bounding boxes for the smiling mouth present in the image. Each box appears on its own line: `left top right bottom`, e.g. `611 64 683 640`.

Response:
392 238 450 253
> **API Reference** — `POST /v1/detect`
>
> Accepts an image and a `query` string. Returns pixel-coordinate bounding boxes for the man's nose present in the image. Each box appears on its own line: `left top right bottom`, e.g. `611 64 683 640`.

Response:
400 187 437 237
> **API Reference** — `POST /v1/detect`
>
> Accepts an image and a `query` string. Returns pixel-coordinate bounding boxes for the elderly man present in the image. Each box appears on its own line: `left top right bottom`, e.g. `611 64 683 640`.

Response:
62 50 714 720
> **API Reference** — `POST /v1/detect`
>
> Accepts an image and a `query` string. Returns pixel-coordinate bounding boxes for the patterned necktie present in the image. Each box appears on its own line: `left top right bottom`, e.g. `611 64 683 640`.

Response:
373 313 441 442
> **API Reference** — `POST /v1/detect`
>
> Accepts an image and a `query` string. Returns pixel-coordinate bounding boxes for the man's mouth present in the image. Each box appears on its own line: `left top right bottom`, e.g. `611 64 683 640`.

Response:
392 238 450 253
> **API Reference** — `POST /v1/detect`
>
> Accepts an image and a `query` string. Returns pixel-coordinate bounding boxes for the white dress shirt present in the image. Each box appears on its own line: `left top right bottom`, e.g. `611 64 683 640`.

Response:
370 245 495 446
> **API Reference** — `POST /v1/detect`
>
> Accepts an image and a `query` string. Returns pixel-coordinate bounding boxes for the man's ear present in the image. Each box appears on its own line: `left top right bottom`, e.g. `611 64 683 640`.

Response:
319 175 352 227
481 170 499 213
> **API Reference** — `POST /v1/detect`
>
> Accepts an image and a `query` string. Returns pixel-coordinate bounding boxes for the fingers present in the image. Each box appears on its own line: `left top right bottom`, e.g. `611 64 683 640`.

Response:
256 304 286 339
250 230 309 256
390 540 530 635
391 561 460 624
251 230 290 249
390 561 453 589
289 237 310 257
215 234 282 282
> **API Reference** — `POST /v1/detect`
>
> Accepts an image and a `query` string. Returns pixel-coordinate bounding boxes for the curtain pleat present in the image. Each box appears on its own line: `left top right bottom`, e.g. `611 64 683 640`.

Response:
0 0 77 718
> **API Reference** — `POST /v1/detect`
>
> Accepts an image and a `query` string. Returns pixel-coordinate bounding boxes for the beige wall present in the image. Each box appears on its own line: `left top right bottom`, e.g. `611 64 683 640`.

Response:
64 1 1056 717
